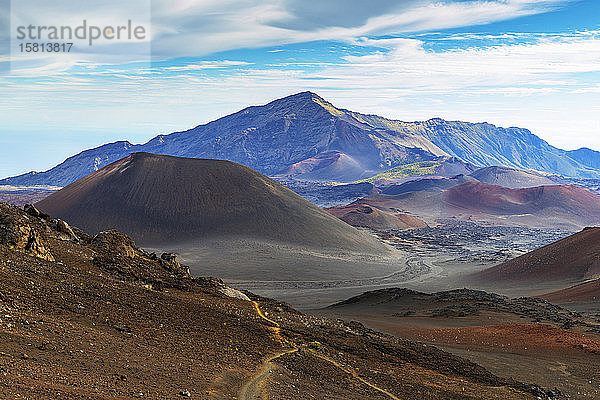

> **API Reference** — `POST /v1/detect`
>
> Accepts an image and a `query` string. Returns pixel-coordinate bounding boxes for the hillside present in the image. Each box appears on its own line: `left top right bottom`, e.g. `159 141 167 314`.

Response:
326 204 428 230
381 174 475 195
541 279 600 304
444 183 600 220
3 92 600 188
410 119 600 179
314 288 598 399
354 157 477 185
469 166 558 189
350 182 600 230
35 153 384 253
473 227 600 284
0 203 559 399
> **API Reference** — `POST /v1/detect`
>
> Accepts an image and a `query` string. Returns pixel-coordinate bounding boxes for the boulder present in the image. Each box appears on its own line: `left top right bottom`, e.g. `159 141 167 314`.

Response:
24 204 41 217
91 230 136 259
159 253 190 276
0 204 54 261
24 229 55 261
55 219 78 241
24 204 49 219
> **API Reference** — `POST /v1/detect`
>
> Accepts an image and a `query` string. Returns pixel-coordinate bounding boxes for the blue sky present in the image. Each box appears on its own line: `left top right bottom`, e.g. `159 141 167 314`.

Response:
0 0 599 178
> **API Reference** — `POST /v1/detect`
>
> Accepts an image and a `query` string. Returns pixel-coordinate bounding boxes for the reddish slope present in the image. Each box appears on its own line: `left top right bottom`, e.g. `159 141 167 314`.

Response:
541 279 600 303
326 204 427 230
474 227 600 284
351 181 600 229
36 153 386 252
445 182 600 217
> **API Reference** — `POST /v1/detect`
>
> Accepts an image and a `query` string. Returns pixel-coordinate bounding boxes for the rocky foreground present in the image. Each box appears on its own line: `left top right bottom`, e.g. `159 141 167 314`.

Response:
0 203 564 399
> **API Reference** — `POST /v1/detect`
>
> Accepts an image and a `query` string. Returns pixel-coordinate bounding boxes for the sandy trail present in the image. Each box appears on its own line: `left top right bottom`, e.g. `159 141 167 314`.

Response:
237 348 298 400
239 300 402 400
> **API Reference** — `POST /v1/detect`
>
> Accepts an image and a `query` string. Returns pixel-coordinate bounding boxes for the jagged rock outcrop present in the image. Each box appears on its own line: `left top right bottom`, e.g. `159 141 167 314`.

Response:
0 203 54 261
54 219 78 241
89 229 193 285
91 230 137 259
158 252 190 275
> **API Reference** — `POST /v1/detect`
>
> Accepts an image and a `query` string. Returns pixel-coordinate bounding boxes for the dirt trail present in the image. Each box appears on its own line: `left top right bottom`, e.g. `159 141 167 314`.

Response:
239 300 402 400
238 302 298 400
237 348 298 400
309 351 402 400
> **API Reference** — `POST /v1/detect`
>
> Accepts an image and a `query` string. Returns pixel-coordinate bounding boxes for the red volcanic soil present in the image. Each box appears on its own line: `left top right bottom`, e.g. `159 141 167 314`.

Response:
400 323 600 356
36 153 385 251
541 278 600 303
326 203 427 230
444 182 600 218
474 227 600 284
352 180 600 230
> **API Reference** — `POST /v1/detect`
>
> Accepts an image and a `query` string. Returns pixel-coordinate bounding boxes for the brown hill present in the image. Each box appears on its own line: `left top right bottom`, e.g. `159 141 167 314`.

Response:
381 174 475 195
474 227 600 284
541 279 600 304
469 166 558 189
279 151 371 182
326 204 427 230
36 152 384 251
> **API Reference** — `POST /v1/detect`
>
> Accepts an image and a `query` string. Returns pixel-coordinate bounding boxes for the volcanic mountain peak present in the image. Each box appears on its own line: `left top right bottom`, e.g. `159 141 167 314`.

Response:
4 92 600 188
238 90 335 117
259 91 352 119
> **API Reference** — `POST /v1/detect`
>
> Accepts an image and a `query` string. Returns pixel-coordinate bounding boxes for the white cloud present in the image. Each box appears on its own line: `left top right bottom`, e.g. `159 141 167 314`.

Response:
7 0 572 64
3 28 599 154
335 31 600 92
147 0 572 58
161 60 252 71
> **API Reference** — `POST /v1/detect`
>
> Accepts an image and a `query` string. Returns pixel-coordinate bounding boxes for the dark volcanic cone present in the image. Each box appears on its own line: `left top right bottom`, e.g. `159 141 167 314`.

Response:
36 152 385 251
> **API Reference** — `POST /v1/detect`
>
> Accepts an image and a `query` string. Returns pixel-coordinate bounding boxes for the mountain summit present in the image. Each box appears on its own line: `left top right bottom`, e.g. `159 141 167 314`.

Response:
3 92 600 187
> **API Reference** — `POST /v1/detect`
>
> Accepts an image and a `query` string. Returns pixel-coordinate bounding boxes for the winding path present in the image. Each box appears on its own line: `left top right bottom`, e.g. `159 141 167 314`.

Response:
237 348 298 400
238 300 402 400
232 256 441 291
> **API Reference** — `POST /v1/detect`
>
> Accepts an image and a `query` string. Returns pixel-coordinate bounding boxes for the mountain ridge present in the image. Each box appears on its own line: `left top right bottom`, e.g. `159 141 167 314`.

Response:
3 91 600 187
